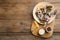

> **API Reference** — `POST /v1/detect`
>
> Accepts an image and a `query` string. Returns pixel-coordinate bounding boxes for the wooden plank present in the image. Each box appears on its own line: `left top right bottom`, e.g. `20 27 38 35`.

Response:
53 3 60 19
0 3 33 20
0 20 32 32
0 19 59 32
44 0 60 2
0 0 33 3
0 0 43 4
0 3 59 20
0 33 59 40
54 19 60 32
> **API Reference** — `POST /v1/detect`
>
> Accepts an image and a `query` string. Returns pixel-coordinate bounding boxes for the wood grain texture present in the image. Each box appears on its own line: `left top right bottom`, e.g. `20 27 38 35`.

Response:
0 19 59 32
0 3 59 20
44 0 60 2
0 3 33 20
0 0 59 40
0 0 59 33
0 0 43 4
0 33 59 40
0 20 32 32
0 3 59 32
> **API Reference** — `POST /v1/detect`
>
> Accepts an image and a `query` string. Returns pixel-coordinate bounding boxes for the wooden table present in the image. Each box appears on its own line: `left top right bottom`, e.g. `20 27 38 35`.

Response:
0 0 60 40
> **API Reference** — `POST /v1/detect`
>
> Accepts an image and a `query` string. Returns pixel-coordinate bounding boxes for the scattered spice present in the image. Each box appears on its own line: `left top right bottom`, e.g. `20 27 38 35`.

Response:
46 27 51 31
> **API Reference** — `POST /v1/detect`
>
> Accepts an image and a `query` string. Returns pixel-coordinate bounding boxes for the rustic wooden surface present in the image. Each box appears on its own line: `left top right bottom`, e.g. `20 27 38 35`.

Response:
0 0 60 40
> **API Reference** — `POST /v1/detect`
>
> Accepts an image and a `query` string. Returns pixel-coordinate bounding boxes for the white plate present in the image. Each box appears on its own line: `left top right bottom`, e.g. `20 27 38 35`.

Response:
33 2 56 24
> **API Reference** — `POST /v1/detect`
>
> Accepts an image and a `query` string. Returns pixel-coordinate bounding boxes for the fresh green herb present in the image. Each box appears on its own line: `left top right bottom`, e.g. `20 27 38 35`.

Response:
46 6 52 9
47 9 51 12
46 6 52 12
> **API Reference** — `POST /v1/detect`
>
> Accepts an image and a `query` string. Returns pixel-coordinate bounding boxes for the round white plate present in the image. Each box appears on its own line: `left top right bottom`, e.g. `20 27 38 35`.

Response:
33 2 56 24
